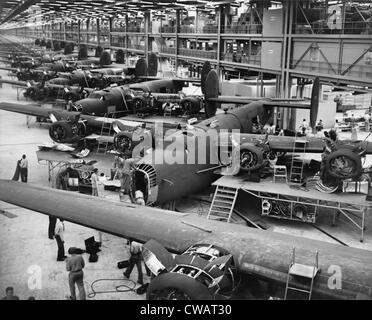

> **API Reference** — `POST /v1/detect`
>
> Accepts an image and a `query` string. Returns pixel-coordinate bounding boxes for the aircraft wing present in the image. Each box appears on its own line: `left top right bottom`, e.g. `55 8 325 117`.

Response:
0 66 18 72
0 102 143 130
0 180 371 300
209 96 310 109
0 102 80 120
238 133 325 153
0 78 29 87
137 76 201 83
0 180 202 253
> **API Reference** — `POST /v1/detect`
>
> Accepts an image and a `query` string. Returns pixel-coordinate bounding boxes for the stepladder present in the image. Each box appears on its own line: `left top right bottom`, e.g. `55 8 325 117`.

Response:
289 137 308 183
207 186 238 223
96 114 114 154
284 248 319 300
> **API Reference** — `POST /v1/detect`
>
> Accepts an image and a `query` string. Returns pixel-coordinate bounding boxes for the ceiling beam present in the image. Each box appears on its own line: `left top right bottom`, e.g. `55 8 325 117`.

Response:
1 0 38 25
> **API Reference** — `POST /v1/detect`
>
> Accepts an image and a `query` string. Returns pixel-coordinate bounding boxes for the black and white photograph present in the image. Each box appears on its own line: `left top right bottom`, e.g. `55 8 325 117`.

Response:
0 0 371 307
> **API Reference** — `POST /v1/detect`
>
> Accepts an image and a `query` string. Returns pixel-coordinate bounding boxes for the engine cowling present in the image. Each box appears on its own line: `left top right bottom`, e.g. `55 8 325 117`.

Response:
113 131 134 155
24 86 47 101
179 97 201 115
17 71 30 81
145 242 237 300
49 120 86 143
63 88 88 102
238 143 265 172
132 96 149 113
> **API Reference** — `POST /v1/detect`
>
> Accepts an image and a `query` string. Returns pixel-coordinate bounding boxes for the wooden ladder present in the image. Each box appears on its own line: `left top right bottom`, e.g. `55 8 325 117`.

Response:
207 186 238 223
284 248 319 300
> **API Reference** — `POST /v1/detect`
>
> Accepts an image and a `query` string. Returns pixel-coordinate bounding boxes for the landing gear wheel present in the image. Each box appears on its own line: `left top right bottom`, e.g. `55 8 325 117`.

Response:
147 273 212 300
325 149 362 179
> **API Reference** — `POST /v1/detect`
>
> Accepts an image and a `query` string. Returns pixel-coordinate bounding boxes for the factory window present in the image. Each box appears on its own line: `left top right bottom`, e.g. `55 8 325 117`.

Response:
223 40 261 66
112 17 126 33
128 36 145 51
151 10 176 34
179 39 217 60
222 1 263 34
127 15 145 33
293 0 372 35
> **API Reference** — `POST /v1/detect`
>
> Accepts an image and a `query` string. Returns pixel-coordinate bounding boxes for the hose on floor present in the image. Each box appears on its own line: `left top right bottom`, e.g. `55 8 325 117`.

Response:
87 278 137 298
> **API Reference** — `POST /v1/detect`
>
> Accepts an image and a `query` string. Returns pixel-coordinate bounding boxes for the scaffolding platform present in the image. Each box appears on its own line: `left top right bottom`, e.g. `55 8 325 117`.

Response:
213 175 372 242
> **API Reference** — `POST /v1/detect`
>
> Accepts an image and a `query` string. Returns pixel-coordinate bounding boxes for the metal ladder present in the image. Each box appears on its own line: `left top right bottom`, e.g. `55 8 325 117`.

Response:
284 248 319 300
96 114 113 154
289 136 307 183
207 186 238 223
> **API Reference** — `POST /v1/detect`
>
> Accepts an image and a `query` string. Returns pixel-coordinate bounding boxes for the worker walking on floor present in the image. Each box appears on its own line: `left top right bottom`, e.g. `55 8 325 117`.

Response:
123 241 150 285
66 248 86 300
48 216 57 240
91 168 99 197
91 168 102 244
19 154 28 183
55 218 66 261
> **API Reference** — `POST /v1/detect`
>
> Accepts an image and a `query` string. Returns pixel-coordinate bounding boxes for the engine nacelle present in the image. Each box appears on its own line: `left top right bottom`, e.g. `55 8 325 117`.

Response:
113 131 134 156
179 97 201 114
49 120 86 143
132 96 149 112
17 70 31 81
144 241 237 300
113 128 153 156
24 85 49 101
63 88 89 102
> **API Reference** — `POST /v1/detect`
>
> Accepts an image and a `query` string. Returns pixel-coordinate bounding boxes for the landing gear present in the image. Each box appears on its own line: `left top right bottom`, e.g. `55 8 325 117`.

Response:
325 149 362 179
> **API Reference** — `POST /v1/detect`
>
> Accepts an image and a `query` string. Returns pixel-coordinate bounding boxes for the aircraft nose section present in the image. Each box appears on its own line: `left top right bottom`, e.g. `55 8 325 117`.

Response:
74 98 106 115
132 163 158 205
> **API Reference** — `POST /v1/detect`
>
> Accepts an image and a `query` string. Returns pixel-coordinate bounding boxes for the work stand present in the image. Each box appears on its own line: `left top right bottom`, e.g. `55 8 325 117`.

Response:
212 176 371 243
243 188 367 242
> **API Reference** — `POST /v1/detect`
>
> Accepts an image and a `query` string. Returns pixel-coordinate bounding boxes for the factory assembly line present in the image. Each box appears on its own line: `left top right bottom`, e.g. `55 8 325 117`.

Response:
0 0 372 304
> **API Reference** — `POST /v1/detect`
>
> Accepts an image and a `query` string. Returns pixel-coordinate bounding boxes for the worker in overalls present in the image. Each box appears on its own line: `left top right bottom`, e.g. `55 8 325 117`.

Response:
119 157 137 201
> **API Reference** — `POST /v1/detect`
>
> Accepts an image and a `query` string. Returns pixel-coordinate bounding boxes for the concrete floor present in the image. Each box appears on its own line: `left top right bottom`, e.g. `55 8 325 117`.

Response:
0 67 149 300
1 64 372 300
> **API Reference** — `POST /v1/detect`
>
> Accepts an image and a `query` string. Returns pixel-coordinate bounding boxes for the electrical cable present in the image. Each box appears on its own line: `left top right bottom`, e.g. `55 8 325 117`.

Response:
87 278 138 298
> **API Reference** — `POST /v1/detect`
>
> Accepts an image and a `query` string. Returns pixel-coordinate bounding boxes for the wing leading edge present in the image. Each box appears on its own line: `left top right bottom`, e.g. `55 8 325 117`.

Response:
0 180 372 300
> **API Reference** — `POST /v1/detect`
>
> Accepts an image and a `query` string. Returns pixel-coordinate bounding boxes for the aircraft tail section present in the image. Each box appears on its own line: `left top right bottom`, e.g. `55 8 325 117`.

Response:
134 58 148 78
